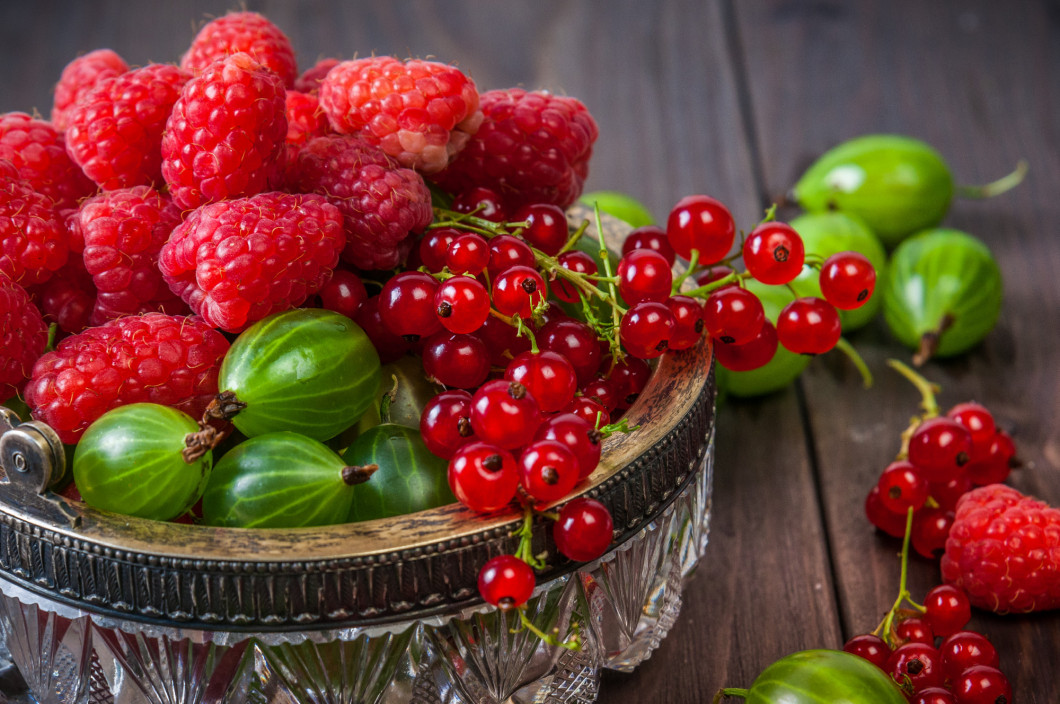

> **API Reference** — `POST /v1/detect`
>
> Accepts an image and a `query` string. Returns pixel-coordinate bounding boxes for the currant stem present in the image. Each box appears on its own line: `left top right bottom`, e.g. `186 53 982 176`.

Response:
713 688 750 703
594 204 626 362
513 504 547 570
871 507 925 648
514 608 583 651
954 160 1028 199
833 337 873 388
557 219 590 255
671 248 700 293
886 358 940 418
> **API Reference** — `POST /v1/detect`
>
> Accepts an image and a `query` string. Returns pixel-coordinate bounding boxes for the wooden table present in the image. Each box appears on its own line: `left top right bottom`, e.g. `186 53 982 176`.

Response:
0 1 1057 702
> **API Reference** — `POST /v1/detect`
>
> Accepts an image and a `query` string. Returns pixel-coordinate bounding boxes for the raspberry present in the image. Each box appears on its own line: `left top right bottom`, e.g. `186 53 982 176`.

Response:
65 63 190 190
26 252 96 335
941 484 1060 613
284 89 331 164
51 49 129 131
319 56 483 174
0 160 69 286
0 112 96 210
432 88 599 211
161 52 288 210
24 313 229 443
294 58 339 94
288 135 432 270
180 11 297 88
0 272 48 400
158 191 345 332
78 186 189 324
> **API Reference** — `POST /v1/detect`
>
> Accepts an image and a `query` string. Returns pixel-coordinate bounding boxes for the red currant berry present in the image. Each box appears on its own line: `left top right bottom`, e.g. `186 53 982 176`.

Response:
952 665 1012 704
492 265 547 319
552 250 598 303
896 616 935 646
419 227 462 272
622 225 676 266
947 402 996 447
564 396 610 429
621 301 675 359
379 271 442 342
554 497 614 562
819 251 876 310
843 633 892 670
703 286 766 345
477 554 535 609
923 585 972 637
886 642 945 692
420 390 476 460
908 417 973 483
540 318 603 386
911 507 955 559
864 484 909 538
449 442 518 513
446 233 491 275
693 264 738 289
665 295 706 350
877 460 930 514
470 380 542 450
580 377 619 412
504 350 577 413
939 631 1000 682
487 234 535 278
911 687 957 704
434 275 491 334
713 320 778 372
453 186 507 222
743 222 806 285
518 439 580 503
354 295 413 364
474 315 531 367
317 269 367 319
966 430 1017 486
514 203 568 255
422 332 491 389
929 473 974 512
665 194 736 265
606 355 652 408
776 296 841 355
535 412 603 479
617 248 673 304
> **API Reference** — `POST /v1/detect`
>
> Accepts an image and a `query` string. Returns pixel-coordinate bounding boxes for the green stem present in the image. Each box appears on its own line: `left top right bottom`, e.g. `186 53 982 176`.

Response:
871 508 926 648
513 504 546 570
833 337 873 388
954 160 1028 199
681 271 748 299
671 249 700 293
594 204 626 361
886 358 940 417
515 609 582 651
557 219 590 255
713 688 750 703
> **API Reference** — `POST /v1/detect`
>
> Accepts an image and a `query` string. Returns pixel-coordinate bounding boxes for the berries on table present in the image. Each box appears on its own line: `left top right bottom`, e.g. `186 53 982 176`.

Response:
819 251 876 310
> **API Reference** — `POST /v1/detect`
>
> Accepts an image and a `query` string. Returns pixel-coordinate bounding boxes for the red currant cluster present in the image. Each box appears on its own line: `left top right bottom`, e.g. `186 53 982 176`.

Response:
845 512 1013 703
864 360 1019 558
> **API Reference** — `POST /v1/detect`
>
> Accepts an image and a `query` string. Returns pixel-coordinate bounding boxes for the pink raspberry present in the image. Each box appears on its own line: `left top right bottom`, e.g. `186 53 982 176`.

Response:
0 160 69 286
284 89 331 158
51 49 129 131
288 135 432 270
0 272 48 400
161 52 288 210
78 186 189 324
432 88 599 211
180 11 297 87
0 112 96 210
24 313 229 443
319 56 483 174
158 191 345 332
941 484 1060 613
65 64 190 190
294 57 339 94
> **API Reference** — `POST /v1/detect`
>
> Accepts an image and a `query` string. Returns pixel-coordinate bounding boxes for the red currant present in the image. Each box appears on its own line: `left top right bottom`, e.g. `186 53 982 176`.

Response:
923 585 972 637
877 460 930 514
622 225 676 265
951 665 1012 704
911 507 955 559
419 227 462 272
606 355 652 408
947 402 996 447
886 642 945 692
553 250 598 303
474 315 531 367
564 396 610 429
713 320 778 372
743 222 805 285
776 296 841 355
864 484 908 538
446 233 491 275
470 380 542 450
354 295 413 364
379 271 442 342
620 301 675 359
317 269 367 319
896 616 935 646
665 295 705 350
911 687 957 704
514 203 568 255
693 264 737 289
518 439 580 503
617 248 673 304
420 390 476 460
908 417 973 483
452 186 507 222
703 286 766 345
535 412 602 479
939 631 1000 682
819 251 876 310
487 234 535 278
492 265 547 319
504 350 577 413
665 194 736 265
449 442 518 513
843 633 892 670
554 497 613 562
422 332 491 389
580 377 619 412
540 318 603 386
435 275 491 334
929 473 974 512
966 430 1017 486
477 554 534 609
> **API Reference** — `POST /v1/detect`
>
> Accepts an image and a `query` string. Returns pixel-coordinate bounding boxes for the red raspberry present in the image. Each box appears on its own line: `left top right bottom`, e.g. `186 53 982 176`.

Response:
0 272 48 399
294 58 339 94
65 64 190 191
51 49 129 131
433 88 599 211
0 112 96 210
0 160 69 286
26 251 96 335
78 186 189 324
24 313 229 443
319 56 483 174
284 89 331 164
180 11 297 88
158 192 345 332
161 52 288 210
941 484 1060 613
288 135 432 270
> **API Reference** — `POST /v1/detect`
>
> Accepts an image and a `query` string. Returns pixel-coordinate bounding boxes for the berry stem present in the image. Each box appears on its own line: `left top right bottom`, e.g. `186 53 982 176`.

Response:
954 159 1028 199
593 204 626 362
886 358 940 418
871 507 926 648
514 607 583 651
513 504 547 570
671 248 701 293
833 337 873 388
557 219 590 255
681 270 750 299
713 688 750 703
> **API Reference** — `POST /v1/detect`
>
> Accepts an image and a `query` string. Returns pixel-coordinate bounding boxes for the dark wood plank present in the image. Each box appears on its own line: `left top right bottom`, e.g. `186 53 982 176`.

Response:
737 0 1060 701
